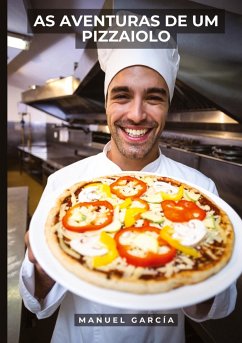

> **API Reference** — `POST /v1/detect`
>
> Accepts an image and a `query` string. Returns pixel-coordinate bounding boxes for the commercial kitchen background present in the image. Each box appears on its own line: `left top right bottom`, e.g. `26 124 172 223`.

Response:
7 0 242 342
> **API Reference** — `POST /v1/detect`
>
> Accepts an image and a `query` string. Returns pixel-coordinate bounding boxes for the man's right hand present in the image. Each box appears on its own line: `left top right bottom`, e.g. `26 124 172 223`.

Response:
25 230 56 301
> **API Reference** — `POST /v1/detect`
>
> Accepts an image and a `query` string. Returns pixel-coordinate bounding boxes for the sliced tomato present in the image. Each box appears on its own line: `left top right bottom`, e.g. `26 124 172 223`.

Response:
110 176 147 200
161 200 206 222
114 226 176 267
62 200 114 232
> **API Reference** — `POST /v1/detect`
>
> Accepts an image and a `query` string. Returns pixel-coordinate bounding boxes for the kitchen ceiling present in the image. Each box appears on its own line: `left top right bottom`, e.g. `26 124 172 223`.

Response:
7 0 242 123
7 0 106 89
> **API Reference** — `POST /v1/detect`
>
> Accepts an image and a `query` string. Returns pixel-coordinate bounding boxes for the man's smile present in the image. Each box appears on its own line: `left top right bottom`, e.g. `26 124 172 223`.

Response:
117 125 154 143
123 128 151 138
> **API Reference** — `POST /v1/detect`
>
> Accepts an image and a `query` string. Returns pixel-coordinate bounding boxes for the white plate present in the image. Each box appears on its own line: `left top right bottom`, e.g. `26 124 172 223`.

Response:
29 174 242 310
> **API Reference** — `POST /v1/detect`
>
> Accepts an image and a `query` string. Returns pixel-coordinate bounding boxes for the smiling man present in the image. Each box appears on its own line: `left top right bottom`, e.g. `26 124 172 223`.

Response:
99 46 178 171
19 44 237 343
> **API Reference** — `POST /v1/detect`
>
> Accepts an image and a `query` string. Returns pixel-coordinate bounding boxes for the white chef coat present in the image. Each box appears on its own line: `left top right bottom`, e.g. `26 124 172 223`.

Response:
19 143 237 343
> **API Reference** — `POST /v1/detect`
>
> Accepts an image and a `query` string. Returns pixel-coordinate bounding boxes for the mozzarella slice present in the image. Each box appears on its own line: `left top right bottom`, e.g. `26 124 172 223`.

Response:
153 181 178 194
173 220 207 247
70 234 107 256
78 186 101 202
119 231 158 253
133 233 158 253
142 182 178 203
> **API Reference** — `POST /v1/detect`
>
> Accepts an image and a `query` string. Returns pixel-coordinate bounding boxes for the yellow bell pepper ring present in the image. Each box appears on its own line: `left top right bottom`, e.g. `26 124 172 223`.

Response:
92 232 118 268
161 186 184 201
160 226 201 258
119 197 132 209
101 184 112 197
124 207 147 227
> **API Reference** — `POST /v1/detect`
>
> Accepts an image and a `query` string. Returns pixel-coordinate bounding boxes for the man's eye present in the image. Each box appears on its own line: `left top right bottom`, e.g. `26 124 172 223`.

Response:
146 96 164 102
113 94 129 100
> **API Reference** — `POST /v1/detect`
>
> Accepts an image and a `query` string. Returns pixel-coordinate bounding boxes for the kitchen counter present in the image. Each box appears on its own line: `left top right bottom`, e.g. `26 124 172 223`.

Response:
163 129 242 146
18 140 242 171
18 143 104 169
8 186 28 343
18 145 76 164
161 145 242 167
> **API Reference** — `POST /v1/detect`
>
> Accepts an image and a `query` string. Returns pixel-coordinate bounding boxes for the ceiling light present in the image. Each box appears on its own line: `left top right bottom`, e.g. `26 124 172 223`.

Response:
7 34 30 50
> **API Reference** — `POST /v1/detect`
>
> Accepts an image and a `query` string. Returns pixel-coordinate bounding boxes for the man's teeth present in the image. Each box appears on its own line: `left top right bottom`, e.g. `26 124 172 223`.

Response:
124 128 149 137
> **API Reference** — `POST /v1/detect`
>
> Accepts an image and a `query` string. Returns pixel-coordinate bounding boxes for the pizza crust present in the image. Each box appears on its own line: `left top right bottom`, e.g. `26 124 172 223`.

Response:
44 173 234 294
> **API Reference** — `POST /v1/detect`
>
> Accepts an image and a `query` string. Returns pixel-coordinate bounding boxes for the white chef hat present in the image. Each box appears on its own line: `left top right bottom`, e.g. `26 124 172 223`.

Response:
98 41 180 102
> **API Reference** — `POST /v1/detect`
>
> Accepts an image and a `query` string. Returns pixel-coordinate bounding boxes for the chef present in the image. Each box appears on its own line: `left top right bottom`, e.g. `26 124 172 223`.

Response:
19 41 237 343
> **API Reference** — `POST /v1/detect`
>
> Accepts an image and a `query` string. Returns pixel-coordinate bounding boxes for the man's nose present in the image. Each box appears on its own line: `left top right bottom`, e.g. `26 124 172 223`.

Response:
126 98 147 123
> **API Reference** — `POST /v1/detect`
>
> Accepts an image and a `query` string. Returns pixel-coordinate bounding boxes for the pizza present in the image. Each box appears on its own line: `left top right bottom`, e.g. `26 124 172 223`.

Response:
45 173 234 294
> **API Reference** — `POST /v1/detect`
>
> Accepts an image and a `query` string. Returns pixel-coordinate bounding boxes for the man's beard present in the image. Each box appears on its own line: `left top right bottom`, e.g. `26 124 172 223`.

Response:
109 119 160 160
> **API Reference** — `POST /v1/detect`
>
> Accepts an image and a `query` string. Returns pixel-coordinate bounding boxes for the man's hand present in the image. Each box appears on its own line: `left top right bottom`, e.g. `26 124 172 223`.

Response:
184 298 214 319
25 230 55 301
